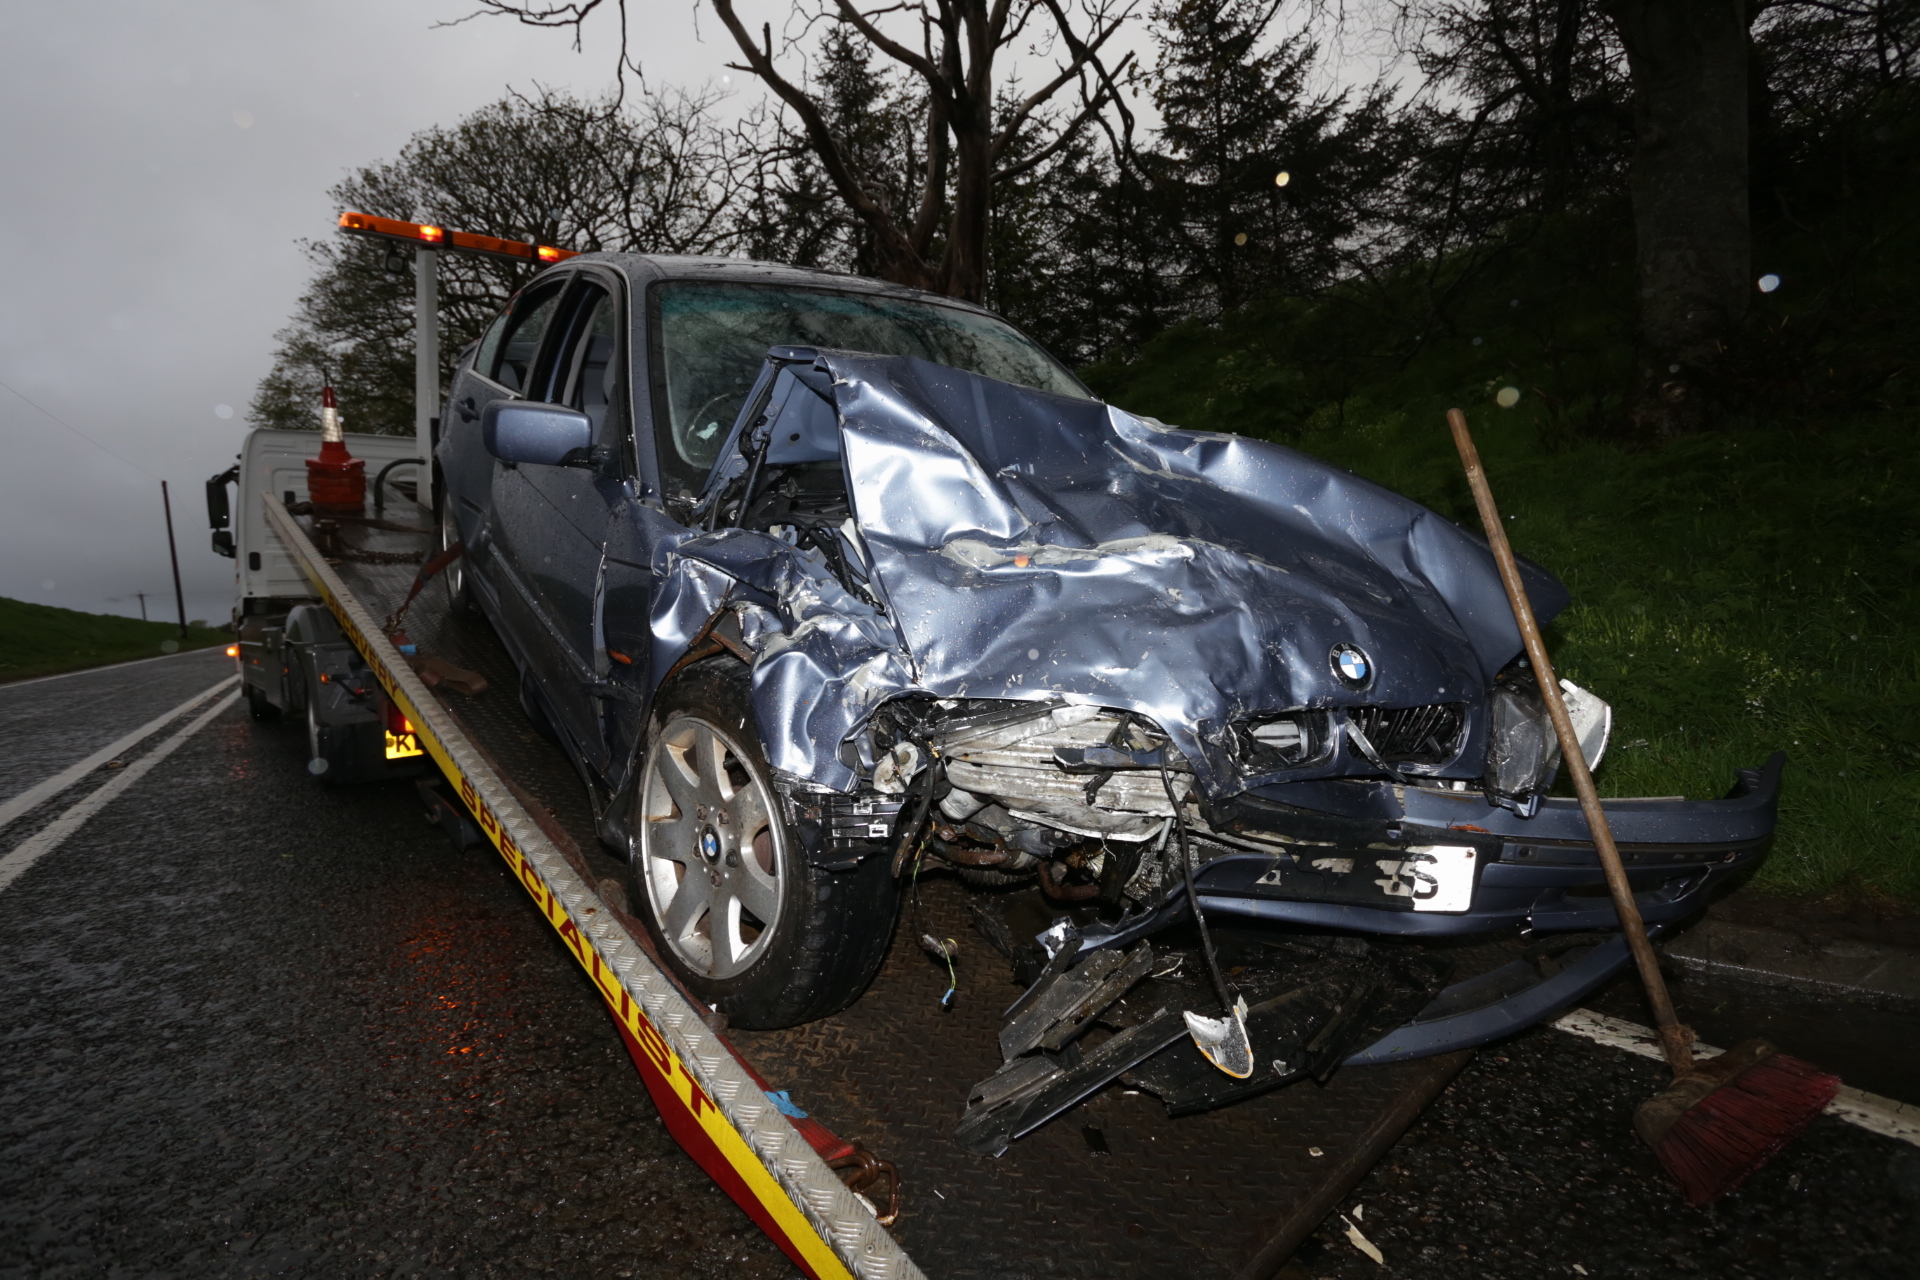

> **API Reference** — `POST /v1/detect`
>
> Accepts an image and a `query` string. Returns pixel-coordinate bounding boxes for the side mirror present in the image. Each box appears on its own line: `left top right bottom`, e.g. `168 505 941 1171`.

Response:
482 400 592 467
206 465 238 559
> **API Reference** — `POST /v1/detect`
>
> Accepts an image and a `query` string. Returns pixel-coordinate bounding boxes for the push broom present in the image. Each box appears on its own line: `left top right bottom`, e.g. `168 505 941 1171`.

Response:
1445 408 1839 1205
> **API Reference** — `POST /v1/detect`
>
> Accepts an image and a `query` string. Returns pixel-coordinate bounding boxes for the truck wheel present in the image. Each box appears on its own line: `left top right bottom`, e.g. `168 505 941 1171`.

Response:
246 684 280 721
305 687 367 785
631 660 899 1030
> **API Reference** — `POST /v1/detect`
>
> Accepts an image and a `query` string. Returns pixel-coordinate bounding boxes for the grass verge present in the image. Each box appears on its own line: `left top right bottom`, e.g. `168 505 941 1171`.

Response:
0 597 231 683
1312 409 1915 906
1090 355 1918 907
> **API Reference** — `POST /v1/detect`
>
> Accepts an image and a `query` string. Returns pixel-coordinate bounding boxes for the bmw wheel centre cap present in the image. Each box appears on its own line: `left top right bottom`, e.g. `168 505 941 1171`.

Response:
1331 642 1373 690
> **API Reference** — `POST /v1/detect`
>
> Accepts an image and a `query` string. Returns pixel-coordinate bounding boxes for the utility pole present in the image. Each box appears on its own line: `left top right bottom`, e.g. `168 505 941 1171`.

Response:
161 481 187 637
135 591 148 621
415 242 439 511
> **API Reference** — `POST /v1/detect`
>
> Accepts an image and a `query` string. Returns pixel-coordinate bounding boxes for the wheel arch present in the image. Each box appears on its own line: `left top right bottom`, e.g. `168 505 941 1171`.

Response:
599 640 754 858
625 655 901 1028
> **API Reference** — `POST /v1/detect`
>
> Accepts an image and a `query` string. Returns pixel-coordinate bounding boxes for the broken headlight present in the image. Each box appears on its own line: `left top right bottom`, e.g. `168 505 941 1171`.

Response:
1484 671 1613 799
1240 711 1332 768
1485 678 1561 795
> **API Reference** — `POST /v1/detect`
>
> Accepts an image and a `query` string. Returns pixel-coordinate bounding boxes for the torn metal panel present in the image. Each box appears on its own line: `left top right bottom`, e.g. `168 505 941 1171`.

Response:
647 524 911 792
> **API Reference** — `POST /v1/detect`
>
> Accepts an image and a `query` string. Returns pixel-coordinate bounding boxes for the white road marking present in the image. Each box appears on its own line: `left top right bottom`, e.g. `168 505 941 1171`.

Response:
0 690 241 895
0 675 238 832
1553 1007 1920 1148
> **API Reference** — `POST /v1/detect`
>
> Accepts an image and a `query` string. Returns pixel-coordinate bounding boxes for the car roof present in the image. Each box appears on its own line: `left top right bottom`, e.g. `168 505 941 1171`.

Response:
559 252 1003 319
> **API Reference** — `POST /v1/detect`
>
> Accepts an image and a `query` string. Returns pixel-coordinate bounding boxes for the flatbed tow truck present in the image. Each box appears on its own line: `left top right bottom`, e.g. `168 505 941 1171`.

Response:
205 220 1703 1280
222 436 1485 1280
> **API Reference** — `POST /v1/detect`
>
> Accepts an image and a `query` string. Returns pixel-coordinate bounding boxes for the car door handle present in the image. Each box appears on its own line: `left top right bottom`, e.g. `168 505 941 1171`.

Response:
456 396 478 423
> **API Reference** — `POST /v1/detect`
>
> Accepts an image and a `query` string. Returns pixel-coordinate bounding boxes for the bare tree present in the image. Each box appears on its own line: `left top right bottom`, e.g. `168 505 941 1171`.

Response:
1381 0 1748 436
465 0 1141 301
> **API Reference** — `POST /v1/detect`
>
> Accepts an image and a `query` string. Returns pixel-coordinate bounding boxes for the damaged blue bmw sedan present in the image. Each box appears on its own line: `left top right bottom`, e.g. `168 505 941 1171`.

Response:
434 254 1783 1046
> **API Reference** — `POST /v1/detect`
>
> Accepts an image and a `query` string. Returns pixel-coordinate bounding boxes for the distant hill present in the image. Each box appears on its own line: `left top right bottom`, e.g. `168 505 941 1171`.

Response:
0 597 230 683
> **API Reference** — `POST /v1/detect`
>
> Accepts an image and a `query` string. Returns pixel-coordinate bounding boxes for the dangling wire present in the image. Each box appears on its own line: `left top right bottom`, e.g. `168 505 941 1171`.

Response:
1160 759 1234 1016
889 758 939 878
898 753 951 1010
920 934 960 1011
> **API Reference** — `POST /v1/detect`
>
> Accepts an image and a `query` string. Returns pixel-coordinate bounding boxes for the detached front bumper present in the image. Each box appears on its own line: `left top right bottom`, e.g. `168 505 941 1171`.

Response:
1192 752 1784 937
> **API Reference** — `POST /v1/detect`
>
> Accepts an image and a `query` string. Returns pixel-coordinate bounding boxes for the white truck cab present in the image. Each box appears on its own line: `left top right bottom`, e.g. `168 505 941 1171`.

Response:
207 428 430 783
210 428 427 607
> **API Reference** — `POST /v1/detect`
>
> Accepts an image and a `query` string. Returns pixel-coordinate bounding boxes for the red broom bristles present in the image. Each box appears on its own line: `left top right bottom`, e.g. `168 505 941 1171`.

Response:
1653 1053 1842 1205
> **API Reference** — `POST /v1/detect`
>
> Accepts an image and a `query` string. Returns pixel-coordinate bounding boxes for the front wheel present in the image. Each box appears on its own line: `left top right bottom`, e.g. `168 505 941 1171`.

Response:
631 661 899 1029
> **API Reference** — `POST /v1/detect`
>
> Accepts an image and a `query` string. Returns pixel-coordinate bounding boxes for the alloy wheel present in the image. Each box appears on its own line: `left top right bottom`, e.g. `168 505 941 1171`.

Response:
638 715 785 979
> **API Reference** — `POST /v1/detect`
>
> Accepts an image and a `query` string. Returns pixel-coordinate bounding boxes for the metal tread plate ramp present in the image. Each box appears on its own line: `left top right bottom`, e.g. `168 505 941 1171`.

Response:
264 496 1470 1279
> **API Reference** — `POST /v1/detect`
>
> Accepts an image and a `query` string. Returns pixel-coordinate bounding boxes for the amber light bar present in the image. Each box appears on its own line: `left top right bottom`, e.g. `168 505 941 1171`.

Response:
337 211 576 265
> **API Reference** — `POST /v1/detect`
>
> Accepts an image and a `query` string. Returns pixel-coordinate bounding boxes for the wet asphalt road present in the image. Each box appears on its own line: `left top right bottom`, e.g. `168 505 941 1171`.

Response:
0 650 240 799
0 654 793 1279
1287 1027 1918 1280
3 654 1917 1279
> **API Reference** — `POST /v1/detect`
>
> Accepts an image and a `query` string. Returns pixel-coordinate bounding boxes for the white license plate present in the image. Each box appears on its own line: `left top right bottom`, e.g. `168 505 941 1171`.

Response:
1374 844 1479 913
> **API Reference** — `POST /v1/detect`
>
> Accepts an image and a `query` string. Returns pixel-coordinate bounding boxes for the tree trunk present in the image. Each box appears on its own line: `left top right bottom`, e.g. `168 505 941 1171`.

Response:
944 123 993 302
1603 0 1751 439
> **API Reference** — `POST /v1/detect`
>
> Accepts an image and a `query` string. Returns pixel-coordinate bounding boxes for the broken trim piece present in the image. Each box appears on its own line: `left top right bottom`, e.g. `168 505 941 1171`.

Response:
956 1009 1192 1157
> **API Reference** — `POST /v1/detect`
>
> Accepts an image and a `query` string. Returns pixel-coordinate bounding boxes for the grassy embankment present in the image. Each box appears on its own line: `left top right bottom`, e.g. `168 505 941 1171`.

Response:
0 597 231 683
1086 225 1918 905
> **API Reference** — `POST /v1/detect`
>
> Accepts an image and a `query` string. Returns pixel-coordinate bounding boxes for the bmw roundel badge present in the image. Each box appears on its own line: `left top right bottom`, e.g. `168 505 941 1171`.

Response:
1330 642 1373 690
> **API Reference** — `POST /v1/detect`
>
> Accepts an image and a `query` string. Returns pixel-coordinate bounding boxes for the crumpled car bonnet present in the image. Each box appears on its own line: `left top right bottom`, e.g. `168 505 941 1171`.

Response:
650 351 1566 799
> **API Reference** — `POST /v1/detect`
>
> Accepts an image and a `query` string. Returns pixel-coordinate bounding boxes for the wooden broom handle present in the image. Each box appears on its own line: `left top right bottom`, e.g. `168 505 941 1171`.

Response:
1445 409 1695 1076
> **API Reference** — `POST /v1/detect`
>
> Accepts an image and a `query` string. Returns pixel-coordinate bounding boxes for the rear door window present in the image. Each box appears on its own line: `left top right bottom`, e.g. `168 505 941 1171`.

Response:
472 309 509 380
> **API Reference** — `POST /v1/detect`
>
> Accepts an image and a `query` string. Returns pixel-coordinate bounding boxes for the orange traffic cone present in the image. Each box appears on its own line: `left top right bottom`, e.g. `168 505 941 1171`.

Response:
306 384 366 515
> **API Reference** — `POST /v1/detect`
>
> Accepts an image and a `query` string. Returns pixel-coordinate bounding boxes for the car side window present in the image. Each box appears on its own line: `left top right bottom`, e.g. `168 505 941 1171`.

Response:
473 309 510 380
555 283 626 453
488 279 566 393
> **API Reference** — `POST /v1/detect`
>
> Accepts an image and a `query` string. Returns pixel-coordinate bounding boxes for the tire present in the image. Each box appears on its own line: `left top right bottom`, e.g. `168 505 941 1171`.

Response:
630 660 900 1029
438 497 475 618
305 681 368 785
246 684 280 722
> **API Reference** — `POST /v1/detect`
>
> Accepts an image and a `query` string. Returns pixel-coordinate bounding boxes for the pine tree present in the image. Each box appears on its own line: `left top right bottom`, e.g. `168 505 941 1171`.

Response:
1147 0 1395 313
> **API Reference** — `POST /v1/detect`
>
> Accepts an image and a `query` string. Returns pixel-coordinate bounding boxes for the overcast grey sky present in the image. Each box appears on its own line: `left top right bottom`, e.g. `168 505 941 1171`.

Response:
0 0 735 625
1 0 1354 628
